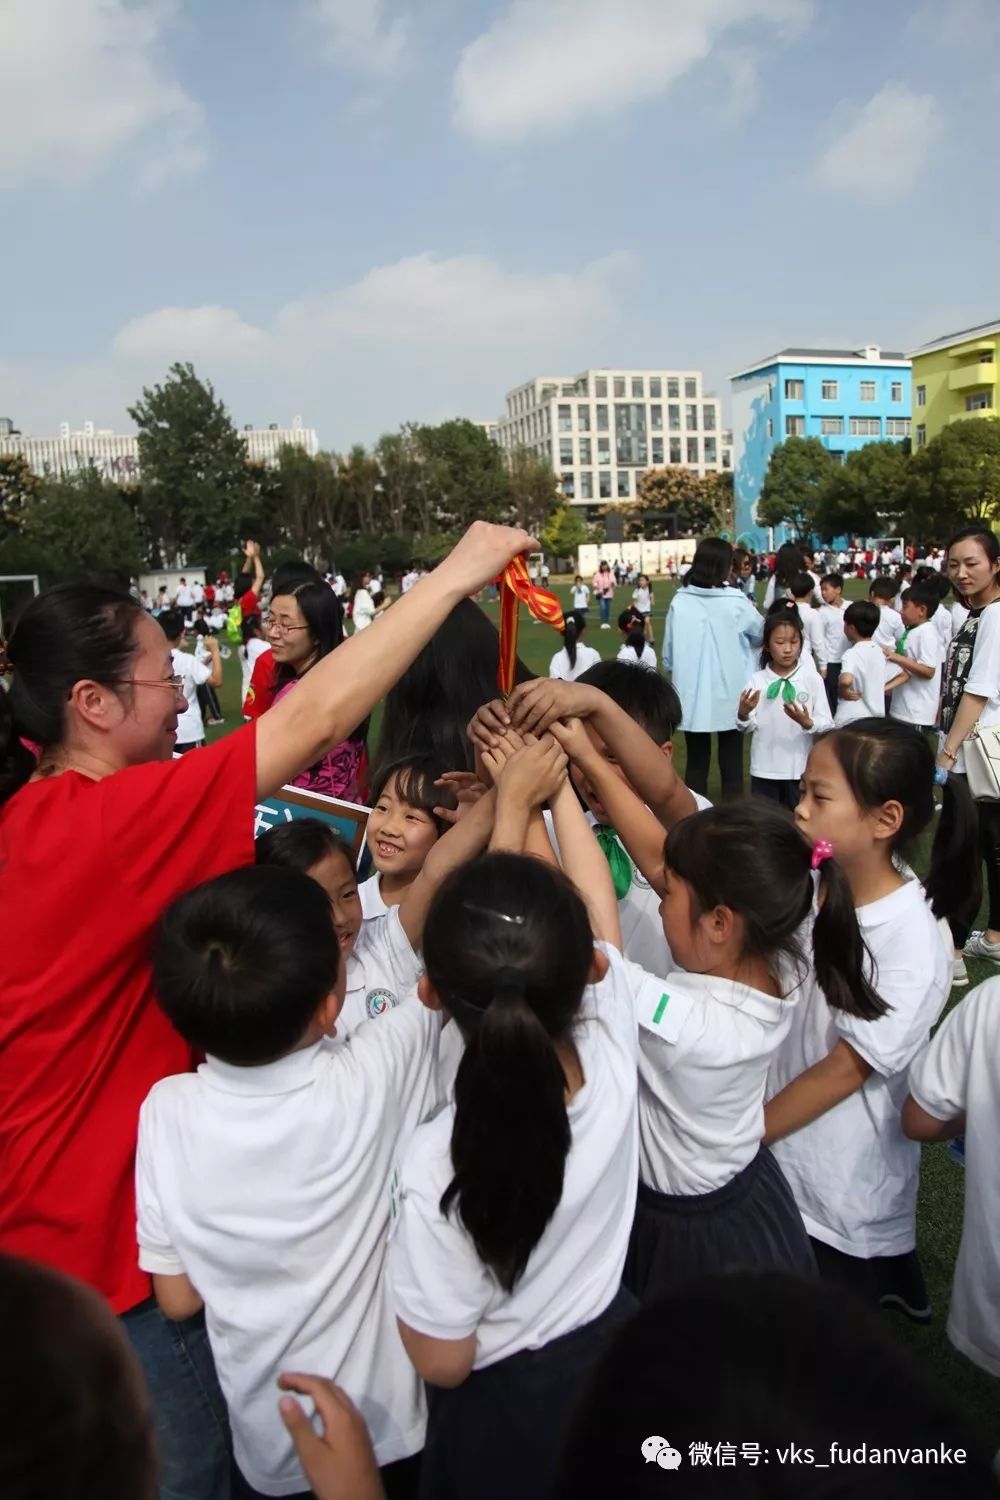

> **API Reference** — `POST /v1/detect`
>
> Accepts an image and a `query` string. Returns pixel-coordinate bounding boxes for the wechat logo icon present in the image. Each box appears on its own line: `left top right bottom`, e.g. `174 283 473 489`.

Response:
641 1436 682 1470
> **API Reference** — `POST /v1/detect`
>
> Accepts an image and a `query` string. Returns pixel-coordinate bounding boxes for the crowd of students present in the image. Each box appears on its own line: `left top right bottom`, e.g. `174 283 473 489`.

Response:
1 520 1000 1500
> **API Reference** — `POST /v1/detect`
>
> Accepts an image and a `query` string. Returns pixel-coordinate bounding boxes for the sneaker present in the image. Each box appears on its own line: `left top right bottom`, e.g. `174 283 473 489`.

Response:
600 623 611 630
207 717 225 726
964 930 1000 962
952 957 969 988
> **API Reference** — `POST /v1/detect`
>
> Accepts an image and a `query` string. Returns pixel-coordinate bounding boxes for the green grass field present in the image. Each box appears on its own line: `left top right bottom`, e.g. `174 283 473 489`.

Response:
209 573 999 1443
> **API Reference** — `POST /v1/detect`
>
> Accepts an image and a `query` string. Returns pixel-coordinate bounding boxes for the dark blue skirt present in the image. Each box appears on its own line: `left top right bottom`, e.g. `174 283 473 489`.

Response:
419 1287 636 1500
624 1147 816 1301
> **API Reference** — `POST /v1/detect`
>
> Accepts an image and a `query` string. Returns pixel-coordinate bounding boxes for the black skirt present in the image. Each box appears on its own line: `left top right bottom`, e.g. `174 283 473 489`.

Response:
624 1147 816 1301
419 1287 636 1500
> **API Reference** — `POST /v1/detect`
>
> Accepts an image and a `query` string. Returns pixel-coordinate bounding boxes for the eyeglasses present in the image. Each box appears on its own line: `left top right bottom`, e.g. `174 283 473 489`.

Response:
264 616 310 637
118 675 186 691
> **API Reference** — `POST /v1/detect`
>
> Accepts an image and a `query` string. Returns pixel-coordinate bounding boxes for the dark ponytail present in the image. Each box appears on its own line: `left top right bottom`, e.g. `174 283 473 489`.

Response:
821 720 980 925
563 611 579 671
664 801 882 1020
0 583 143 807
424 853 593 1291
617 609 645 660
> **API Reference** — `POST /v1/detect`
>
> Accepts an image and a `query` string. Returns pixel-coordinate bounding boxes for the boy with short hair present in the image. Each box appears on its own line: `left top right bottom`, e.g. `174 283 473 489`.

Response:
885 582 944 733
835 600 885 725
818 573 849 715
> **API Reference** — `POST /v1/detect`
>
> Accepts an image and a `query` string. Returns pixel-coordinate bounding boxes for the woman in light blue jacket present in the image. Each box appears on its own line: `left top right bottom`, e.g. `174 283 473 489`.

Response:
661 537 763 798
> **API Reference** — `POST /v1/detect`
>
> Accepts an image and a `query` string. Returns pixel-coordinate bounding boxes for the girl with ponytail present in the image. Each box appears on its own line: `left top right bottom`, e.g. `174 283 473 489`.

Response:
547 608 599 682
390 733 638 1500
766 717 979 1321
616 608 657 670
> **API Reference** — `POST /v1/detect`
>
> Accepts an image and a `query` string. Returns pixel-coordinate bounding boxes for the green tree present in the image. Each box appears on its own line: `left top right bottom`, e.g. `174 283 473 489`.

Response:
0 453 38 538
638 468 722 537
757 437 837 536
507 447 561 537
814 440 909 541
337 444 381 535
904 418 1000 540
271 445 346 562
21 468 142 585
415 419 511 528
129 362 259 568
541 506 589 561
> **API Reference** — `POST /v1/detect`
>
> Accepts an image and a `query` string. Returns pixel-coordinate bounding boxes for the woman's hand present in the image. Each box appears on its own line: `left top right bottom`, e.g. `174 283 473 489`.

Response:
277 1374 384 1500
439 522 538 600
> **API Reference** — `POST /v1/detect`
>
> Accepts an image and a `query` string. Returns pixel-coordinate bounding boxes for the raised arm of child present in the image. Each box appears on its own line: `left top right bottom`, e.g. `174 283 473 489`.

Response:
547 722 621 951
483 733 568 856
506 678 696 833
397 787 498 950
763 1039 873 1144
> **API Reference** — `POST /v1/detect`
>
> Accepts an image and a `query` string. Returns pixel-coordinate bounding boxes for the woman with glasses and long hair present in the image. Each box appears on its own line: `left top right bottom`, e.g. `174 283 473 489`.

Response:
0 521 536 1500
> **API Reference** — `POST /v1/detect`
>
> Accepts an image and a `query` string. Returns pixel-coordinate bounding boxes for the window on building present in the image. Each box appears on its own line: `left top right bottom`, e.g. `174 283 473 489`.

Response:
916 424 926 448
650 404 663 430
686 438 699 464
821 380 839 400
580 471 593 499
723 450 731 469
596 404 609 431
667 377 680 399
767 381 775 401
966 392 994 411
916 385 926 407
615 404 647 466
652 437 664 464
562 472 575 498
784 379 805 400
849 417 881 436
577 405 591 431
685 404 698 429
631 377 644 398
649 377 662 398
617 471 630 498
668 403 680 431
785 415 805 436
704 436 717 463
595 377 607 398
702 405 716 431
767 418 774 438
859 381 876 402
891 381 903 402
561 384 575 397
558 404 572 432
685 377 697 398
579 437 592 464
820 417 844 435
886 418 911 436
597 436 610 464
980 350 994 363
599 470 612 498
559 438 573 464
669 437 682 464
613 376 626 398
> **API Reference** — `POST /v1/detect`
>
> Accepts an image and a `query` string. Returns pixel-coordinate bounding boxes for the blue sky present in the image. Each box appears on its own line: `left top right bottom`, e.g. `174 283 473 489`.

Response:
1 0 997 448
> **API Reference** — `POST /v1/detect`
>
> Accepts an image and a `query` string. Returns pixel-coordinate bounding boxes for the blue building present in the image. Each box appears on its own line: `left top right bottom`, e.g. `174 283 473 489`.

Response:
730 345 912 548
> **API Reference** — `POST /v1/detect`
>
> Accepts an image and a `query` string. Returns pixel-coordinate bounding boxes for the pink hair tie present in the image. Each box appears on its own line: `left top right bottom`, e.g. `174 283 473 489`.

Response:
810 839 835 870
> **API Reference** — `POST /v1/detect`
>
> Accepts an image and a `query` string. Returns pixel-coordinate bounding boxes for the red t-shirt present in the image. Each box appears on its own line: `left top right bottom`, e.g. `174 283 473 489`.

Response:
0 725 257 1312
243 646 276 719
240 587 260 618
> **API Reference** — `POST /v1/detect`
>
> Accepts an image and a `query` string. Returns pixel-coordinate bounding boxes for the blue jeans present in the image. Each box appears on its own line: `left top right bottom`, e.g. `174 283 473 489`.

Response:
599 595 611 625
122 1298 232 1500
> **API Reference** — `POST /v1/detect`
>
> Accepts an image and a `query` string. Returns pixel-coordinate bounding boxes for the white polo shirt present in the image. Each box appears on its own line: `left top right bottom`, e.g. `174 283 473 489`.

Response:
819 601 849 665
834 640 886 724
171 647 211 745
359 871 390 921
549 643 601 682
768 877 951 1256
935 602 956 655
908 979 1000 1376
888 622 943 729
873 604 905 686
627 959 803 1195
737 663 832 781
389 944 638 1369
799 607 826 671
343 906 422 1035
136 1001 444 1493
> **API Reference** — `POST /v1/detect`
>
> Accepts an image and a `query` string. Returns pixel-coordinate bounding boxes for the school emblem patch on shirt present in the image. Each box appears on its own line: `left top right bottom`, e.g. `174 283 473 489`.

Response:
631 865 651 891
365 987 399 1019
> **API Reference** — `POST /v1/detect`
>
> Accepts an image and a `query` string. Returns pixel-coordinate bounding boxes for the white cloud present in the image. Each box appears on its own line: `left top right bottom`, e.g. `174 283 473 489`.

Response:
274 250 628 343
113 306 269 363
453 0 811 143
307 0 409 76
0 0 205 189
818 83 942 198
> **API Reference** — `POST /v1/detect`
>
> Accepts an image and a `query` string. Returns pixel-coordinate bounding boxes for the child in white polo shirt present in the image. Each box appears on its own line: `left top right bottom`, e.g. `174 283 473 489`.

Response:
834 600 886 724
904 977 1000 1377
884 581 944 732
138 793 497 1499
737 601 831 811
357 754 460 928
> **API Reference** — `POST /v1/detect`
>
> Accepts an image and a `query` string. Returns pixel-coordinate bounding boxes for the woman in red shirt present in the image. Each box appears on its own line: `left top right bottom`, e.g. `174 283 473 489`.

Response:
0 520 535 1500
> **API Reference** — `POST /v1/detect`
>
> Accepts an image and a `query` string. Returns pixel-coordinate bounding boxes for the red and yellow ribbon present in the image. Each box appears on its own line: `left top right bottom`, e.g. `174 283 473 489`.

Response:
496 555 564 695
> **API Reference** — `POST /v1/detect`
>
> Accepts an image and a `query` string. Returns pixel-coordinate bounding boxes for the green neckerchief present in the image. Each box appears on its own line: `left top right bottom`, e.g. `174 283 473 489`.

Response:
766 665 800 704
897 628 910 654
594 825 633 901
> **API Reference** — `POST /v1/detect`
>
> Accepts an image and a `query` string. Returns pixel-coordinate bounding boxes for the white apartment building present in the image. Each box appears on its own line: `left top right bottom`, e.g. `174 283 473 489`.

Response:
0 416 318 480
496 368 726 513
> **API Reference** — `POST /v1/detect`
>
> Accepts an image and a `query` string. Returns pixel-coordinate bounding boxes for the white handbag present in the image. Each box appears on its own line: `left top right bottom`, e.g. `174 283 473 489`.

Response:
964 722 1000 801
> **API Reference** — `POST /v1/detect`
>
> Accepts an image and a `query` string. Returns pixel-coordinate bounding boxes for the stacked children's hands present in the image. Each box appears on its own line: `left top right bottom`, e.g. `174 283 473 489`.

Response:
467 680 598 754
277 1374 384 1500
433 771 489 825
548 715 599 770
483 726 568 807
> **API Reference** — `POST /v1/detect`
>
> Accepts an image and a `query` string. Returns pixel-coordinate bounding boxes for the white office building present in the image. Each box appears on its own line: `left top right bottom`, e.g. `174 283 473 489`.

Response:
496 368 726 514
0 416 318 480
